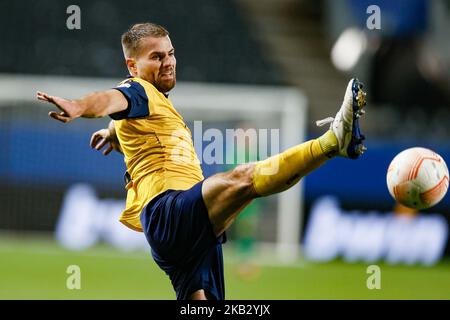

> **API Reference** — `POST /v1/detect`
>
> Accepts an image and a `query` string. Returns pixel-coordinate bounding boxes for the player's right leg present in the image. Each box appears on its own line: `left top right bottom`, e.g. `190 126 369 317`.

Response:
202 137 334 236
202 78 367 237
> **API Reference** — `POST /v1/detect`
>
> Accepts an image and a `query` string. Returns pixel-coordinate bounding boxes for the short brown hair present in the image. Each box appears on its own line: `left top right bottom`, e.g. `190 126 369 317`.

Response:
121 23 169 58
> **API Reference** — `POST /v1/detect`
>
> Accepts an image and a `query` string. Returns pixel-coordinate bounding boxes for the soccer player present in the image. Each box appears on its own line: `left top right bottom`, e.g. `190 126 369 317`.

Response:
36 23 367 300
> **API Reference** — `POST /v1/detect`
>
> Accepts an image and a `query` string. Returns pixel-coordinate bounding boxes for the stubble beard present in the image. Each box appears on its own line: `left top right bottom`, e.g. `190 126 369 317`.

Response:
157 74 176 93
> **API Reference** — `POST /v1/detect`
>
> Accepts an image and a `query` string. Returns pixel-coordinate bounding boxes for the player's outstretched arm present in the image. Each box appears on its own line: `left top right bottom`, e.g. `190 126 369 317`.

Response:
36 89 128 123
90 120 123 156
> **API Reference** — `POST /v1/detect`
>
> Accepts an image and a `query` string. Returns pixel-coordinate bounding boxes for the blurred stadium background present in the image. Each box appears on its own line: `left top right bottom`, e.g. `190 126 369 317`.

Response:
1 0 450 299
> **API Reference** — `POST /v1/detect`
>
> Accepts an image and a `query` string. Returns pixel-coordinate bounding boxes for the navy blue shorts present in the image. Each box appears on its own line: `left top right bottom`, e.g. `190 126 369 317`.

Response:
140 180 226 300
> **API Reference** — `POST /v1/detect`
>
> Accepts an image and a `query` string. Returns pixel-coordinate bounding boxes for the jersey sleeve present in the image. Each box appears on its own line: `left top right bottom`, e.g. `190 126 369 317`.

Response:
109 81 150 120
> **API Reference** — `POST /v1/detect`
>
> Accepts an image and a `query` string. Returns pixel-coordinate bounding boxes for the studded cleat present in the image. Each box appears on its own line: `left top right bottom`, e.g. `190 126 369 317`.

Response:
316 78 367 159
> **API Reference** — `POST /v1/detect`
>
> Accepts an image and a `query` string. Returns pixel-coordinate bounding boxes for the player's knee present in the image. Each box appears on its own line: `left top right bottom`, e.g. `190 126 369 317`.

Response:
228 164 256 197
189 289 208 300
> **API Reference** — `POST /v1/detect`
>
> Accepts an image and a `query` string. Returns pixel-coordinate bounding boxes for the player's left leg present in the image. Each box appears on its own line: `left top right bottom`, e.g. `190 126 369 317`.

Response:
203 78 367 236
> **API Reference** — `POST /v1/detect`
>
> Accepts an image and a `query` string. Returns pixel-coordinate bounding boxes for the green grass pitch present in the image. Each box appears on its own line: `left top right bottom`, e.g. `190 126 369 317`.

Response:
0 234 449 300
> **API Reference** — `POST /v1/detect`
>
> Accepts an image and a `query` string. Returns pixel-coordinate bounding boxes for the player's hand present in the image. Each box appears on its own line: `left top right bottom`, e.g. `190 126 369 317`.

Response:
90 128 121 156
36 91 82 123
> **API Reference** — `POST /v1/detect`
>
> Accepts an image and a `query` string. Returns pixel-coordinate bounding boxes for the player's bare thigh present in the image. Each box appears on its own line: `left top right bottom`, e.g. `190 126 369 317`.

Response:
202 163 258 236
189 289 208 300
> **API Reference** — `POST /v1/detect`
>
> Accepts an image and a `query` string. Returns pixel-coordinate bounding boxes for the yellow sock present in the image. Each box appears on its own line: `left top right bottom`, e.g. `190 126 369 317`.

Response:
252 130 337 196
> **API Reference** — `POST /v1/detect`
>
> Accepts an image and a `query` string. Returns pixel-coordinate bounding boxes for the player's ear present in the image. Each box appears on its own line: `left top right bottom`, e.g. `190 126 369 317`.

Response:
125 58 138 77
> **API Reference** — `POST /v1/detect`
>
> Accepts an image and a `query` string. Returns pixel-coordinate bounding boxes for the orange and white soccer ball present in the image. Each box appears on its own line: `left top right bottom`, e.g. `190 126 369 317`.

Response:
386 147 449 210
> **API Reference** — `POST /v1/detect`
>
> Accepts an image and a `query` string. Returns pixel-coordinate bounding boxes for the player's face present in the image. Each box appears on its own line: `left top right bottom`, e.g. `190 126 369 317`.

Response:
134 36 176 93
